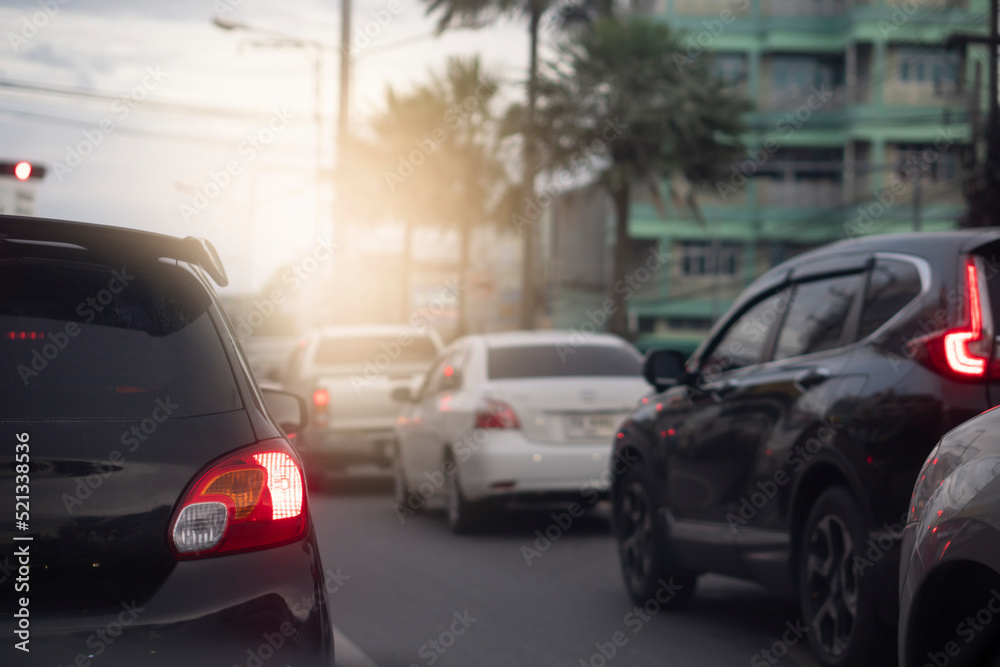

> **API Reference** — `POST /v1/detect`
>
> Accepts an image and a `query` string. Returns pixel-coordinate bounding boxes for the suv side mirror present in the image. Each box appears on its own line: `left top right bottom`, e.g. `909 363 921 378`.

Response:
643 349 688 390
391 386 414 403
261 388 309 435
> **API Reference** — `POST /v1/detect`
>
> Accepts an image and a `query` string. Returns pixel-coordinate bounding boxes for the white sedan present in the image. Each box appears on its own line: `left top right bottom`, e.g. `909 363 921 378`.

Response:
391 331 651 532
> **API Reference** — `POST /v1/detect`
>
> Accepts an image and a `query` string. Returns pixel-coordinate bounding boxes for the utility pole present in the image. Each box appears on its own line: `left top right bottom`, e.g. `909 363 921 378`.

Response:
948 0 999 226
338 0 352 152
520 7 541 330
314 56 323 240
988 0 999 226
212 19 329 240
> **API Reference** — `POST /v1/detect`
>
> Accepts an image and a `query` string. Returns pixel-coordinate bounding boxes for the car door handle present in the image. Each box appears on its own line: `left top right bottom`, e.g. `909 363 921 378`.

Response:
795 369 830 390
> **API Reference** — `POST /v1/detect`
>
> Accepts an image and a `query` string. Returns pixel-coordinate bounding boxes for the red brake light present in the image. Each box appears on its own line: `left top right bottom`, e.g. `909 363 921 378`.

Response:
14 161 31 181
475 400 521 429
313 389 329 406
7 331 44 340
168 440 307 559
910 257 991 379
312 388 329 427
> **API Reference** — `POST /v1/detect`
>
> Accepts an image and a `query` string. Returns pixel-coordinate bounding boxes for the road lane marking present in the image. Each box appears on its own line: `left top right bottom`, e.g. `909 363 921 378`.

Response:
333 624 380 667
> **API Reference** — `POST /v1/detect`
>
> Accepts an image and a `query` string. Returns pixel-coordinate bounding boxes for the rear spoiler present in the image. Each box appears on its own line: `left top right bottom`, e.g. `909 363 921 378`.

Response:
0 215 228 287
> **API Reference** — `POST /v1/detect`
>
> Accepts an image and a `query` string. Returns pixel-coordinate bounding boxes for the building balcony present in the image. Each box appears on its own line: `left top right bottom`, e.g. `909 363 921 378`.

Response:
659 157 964 223
885 0 966 8
672 0 752 16
757 178 843 206
764 0 846 16
883 81 966 106
762 84 847 110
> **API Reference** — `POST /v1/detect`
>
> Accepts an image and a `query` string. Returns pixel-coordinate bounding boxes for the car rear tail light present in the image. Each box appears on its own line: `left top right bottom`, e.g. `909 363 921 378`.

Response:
312 388 329 427
475 399 521 429
909 257 993 380
169 439 307 559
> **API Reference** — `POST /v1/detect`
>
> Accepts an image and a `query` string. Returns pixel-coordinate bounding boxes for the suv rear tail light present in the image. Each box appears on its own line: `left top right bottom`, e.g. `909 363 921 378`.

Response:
475 400 521 429
169 439 307 559
909 257 993 379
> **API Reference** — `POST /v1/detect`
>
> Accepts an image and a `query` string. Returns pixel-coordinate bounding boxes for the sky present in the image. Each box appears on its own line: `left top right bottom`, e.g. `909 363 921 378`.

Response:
0 0 530 293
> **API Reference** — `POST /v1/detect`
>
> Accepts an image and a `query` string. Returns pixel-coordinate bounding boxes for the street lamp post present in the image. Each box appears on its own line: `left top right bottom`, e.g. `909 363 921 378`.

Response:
213 17 331 241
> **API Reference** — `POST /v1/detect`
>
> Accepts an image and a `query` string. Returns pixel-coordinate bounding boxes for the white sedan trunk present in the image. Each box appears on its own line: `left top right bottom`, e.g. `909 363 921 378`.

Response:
487 377 650 443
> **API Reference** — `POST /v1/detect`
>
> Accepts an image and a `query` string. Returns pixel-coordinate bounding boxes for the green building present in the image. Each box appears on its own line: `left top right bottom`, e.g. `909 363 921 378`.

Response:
549 0 991 353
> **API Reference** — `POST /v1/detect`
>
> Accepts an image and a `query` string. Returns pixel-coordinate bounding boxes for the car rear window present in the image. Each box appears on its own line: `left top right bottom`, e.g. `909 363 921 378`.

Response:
1 259 242 420
488 344 641 379
313 335 438 366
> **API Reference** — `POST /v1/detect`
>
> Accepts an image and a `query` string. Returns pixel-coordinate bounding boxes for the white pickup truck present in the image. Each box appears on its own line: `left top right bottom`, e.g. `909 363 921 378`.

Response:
281 325 443 486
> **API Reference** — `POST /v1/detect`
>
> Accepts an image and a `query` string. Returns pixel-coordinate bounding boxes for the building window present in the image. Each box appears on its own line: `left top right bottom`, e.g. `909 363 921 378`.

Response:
895 143 961 183
667 317 714 331
767 55 844 109
897 48 960 90
769 242 816 267
679 241 743 277
712 53 747 87
757 147 844 207
771 56 843 90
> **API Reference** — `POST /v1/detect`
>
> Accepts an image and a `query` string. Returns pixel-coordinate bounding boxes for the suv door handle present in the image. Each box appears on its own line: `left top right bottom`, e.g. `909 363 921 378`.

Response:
795 368 830 390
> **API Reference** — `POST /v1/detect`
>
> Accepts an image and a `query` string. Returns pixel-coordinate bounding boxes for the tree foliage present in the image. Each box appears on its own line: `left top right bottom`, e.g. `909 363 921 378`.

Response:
525 17 753 336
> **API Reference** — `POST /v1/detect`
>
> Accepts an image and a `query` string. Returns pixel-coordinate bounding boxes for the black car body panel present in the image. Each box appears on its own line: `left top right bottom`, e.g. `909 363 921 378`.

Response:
0 216 332 666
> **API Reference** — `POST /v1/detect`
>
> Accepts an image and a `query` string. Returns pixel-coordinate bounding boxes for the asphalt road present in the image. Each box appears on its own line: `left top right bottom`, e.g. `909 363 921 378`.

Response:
311 476 820 667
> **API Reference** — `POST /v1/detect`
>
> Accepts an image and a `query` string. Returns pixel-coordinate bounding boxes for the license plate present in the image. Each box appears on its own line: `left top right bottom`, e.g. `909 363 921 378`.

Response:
565 413 618 439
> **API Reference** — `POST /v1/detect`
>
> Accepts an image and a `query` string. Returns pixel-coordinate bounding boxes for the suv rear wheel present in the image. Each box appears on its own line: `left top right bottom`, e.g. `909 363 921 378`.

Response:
798 486 888 666
613 465 696 608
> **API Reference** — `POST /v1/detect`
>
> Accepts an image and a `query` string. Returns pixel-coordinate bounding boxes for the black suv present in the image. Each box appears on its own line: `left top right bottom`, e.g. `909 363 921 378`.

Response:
1 216 332 666
611 231 1000 666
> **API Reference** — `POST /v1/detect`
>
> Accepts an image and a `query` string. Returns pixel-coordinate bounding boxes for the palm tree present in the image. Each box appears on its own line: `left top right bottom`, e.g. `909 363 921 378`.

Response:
338 57 506 333
528 17 751 337
423 0 612 329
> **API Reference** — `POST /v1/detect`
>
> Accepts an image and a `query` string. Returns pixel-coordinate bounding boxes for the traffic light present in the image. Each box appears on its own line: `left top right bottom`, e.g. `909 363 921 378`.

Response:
0 161 45 181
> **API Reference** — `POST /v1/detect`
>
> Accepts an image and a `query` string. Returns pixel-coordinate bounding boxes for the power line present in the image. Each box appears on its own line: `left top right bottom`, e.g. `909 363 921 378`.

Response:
0 105 313 154
0 77 289 121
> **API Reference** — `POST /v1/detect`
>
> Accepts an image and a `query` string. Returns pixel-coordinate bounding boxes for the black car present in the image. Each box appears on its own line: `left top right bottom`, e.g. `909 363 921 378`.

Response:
611 231 1000 666
1 216 332 666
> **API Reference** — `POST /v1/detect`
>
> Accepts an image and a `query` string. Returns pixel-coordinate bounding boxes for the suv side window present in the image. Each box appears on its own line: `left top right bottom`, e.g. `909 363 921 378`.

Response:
774 273 864 361
857 259 923 339
703 289 792 375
